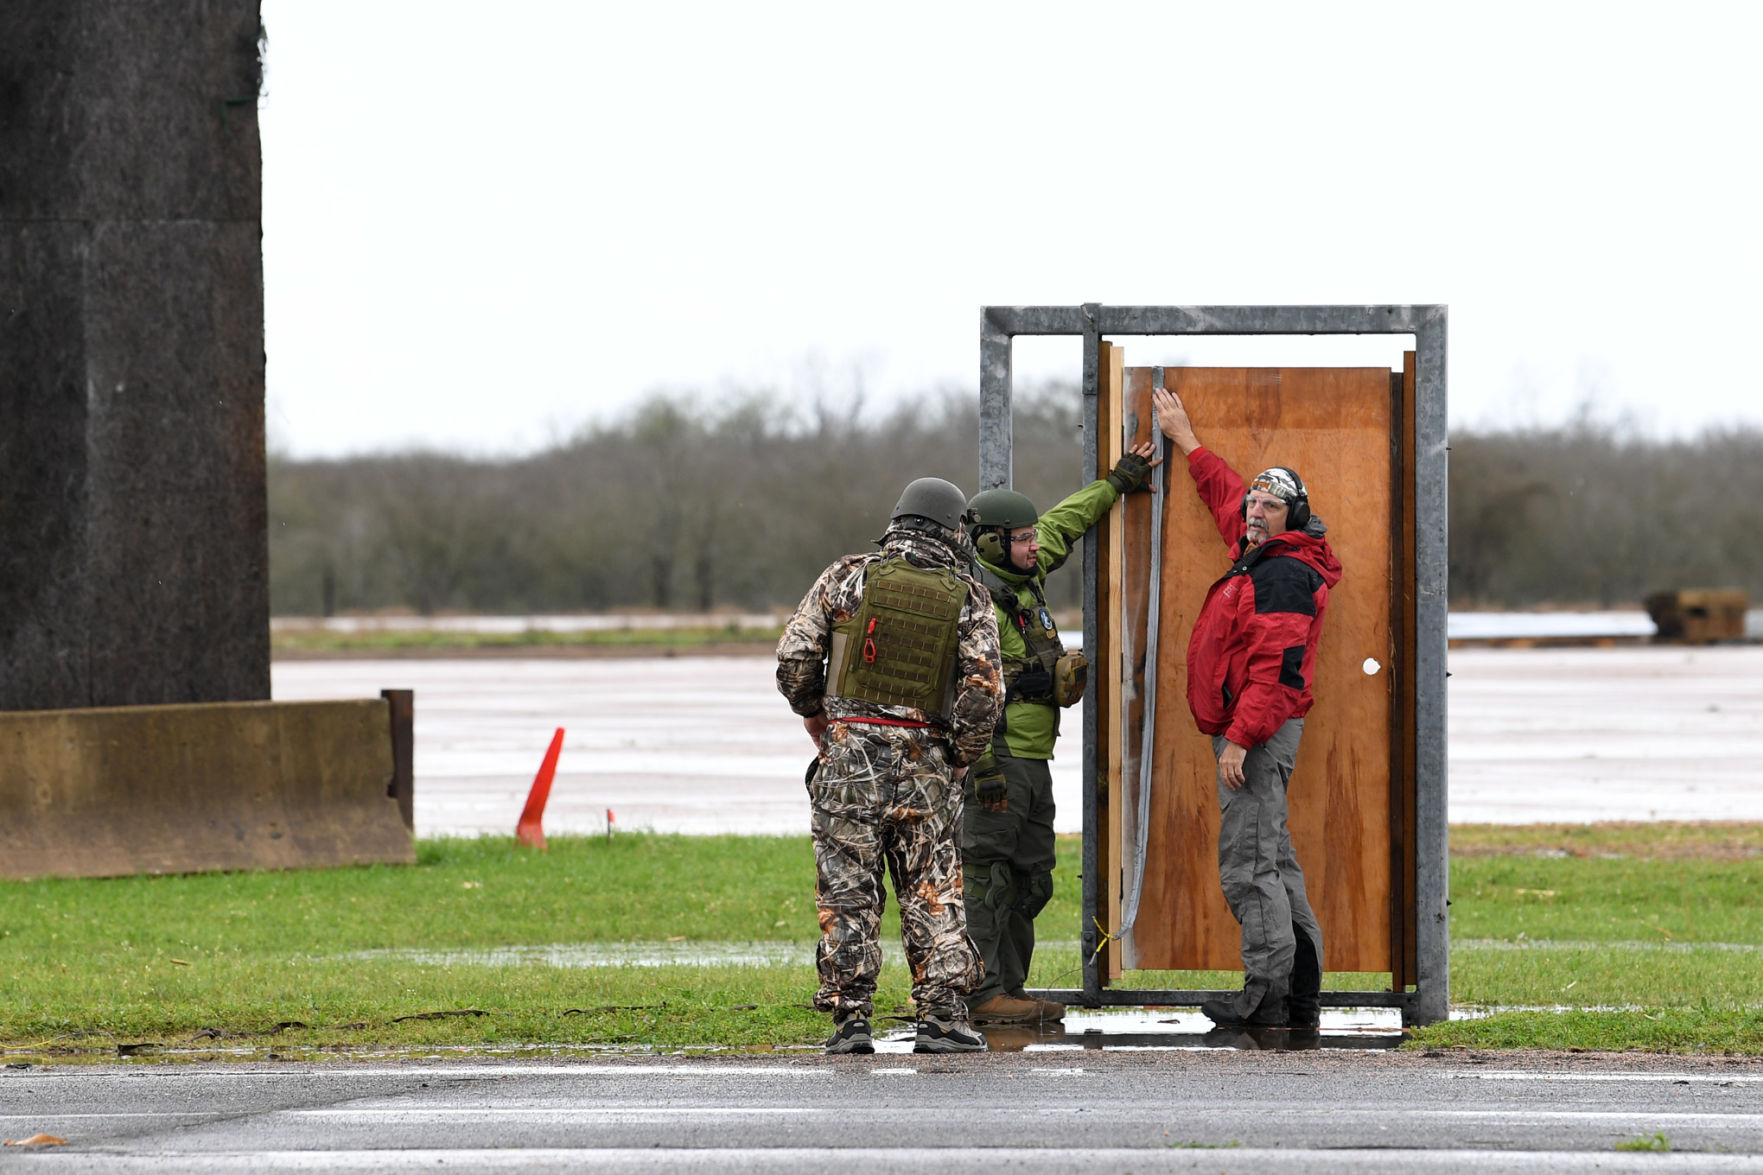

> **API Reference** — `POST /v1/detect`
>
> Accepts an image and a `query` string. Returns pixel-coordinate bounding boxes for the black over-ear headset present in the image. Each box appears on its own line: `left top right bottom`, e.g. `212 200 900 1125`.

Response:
1240 467 1311 531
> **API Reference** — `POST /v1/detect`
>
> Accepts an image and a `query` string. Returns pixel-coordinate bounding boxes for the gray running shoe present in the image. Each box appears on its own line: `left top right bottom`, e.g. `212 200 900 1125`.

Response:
825 1016 875 1055
914 1016 987 1053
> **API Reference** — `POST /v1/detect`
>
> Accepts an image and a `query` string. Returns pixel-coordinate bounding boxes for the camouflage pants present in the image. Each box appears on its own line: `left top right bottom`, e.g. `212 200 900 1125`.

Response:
810 720 982 1021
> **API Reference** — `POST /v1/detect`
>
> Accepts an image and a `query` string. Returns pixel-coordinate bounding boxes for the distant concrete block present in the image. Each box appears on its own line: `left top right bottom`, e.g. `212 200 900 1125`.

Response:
0 698 414 879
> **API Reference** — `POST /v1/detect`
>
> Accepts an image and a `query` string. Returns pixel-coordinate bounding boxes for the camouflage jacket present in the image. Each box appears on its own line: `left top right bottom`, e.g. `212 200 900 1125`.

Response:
777 519 1004 766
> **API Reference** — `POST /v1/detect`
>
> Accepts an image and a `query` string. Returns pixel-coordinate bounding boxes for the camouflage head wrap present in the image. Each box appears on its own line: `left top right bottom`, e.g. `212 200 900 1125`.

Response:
1249 466 1304 505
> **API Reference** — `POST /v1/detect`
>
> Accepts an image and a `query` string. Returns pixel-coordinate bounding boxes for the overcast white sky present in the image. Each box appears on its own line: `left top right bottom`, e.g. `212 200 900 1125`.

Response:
259 0 1763 459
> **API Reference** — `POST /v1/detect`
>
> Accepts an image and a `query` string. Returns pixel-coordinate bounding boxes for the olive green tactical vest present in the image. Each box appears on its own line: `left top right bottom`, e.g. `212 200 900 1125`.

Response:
826 557 967 717
979 566 1063 699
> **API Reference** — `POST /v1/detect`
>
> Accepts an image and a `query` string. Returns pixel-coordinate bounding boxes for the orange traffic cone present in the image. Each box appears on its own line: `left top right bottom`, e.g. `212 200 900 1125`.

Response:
516 728 565 850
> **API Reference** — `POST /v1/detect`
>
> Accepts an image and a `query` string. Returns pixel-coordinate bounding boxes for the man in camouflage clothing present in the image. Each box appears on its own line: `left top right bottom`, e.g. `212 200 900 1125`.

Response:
777 477 1005 1055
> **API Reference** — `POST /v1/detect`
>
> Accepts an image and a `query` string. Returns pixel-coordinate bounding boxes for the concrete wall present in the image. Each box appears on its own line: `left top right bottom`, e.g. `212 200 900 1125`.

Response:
0 698 413 879
0 2 270 710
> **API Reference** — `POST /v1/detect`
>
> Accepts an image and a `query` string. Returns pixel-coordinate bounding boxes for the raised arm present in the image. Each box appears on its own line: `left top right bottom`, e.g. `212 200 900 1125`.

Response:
1152 385 1245 550
1152 386 1200 456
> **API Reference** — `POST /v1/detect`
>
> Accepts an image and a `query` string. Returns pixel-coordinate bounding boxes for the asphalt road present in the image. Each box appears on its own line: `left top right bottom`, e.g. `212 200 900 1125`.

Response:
4 1053 1761 1172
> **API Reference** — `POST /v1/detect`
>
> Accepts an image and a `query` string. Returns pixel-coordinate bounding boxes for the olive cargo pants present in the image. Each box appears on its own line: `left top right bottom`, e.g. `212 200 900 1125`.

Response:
960 751 1057 1007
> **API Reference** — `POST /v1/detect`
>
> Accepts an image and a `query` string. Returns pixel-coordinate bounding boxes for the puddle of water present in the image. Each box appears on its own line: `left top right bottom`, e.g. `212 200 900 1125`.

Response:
848 1007 1406 1054
1445 1002 1680 1019
330 943 1416 1055
1458 938 1763 953
339 942 814 968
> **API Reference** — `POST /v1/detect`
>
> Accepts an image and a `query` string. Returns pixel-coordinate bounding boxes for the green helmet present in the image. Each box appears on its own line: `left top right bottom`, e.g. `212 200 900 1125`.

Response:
891 477 970 530
966 488 1039 533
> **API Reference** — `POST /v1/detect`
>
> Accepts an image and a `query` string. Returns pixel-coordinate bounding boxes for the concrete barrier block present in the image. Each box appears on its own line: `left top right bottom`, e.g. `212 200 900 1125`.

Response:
0 698 413 879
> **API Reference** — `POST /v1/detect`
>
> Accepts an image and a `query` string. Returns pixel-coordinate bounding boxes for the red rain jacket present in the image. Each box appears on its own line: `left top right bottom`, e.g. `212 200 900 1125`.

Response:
1183 447 1344 749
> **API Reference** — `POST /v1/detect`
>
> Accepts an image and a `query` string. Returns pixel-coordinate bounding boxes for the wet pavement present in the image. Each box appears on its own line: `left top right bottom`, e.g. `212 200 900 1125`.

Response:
8 1053 1762 1171
271 645 1763 836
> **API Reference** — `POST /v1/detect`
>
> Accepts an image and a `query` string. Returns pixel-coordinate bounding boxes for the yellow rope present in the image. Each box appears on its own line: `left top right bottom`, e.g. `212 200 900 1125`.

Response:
1091 915 1118 960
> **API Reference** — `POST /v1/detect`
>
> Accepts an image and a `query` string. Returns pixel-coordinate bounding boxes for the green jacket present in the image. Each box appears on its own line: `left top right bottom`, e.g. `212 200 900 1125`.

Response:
973 479 1120 759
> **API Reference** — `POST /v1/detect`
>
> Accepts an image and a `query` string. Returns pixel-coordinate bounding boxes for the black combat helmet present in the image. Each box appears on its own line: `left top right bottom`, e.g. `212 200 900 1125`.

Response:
890 477 970 530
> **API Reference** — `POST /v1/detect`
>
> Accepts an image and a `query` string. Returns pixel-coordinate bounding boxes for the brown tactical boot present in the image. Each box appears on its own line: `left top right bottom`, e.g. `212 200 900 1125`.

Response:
967 993 1043 1025
1010 989 1067 1022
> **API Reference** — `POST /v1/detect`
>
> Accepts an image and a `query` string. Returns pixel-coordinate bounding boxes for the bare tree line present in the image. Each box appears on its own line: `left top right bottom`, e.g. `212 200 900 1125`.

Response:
268 393 1763 617
1447 412 1763 607
269 385 1093 617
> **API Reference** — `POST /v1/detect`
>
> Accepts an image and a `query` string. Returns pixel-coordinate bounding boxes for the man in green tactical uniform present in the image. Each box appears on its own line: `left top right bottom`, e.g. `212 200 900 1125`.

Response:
960 440 1161 1026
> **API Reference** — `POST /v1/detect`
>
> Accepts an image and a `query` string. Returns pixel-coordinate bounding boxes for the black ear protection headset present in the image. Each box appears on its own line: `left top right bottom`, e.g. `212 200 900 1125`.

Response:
1240 466 1311 531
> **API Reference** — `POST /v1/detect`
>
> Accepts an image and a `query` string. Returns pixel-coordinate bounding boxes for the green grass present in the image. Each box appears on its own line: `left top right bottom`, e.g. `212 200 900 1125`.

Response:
0 835 1086 1060
2 826 1759 1060
1615 1133 1672 1152
1410 823 1763 1053
270 623 783 654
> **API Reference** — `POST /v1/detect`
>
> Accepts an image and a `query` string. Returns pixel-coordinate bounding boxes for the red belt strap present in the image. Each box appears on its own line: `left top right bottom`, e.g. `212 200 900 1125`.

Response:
833 717 932 729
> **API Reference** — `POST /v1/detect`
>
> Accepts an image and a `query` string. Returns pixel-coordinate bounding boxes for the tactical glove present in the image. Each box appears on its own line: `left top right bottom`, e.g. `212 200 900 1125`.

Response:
1106 452 1155 494
972 755 1008 813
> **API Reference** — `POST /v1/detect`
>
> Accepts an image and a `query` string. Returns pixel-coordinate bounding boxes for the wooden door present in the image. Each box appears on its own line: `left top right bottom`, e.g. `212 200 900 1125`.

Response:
1104 364 1406 976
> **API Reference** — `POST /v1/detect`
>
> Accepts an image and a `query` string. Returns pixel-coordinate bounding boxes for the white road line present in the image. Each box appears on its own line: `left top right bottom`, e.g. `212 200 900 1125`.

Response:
283 1107 820 1117
0 1113 225 1120
14 1148 1763 1172
1429 1110 1763 1124
1451 1071 1763 1084
236 1106 1760 1126
7 1065 830 1080
870 1068 916 1076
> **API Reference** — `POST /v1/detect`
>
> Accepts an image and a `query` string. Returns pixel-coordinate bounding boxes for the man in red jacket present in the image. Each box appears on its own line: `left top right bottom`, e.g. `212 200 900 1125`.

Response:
1153 386 1343 1032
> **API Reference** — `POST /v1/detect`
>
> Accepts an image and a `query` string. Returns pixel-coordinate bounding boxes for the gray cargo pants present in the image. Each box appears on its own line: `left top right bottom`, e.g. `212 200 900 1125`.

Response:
1213 717 1323 1009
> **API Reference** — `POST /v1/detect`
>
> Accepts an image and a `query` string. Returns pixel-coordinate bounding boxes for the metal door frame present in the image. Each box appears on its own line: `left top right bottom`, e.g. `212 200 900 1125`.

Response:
978 303 1448 1026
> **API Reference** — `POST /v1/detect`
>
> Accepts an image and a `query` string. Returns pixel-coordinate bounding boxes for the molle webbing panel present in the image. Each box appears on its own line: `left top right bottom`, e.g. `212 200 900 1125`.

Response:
983 569 1064 691
831 559 965 715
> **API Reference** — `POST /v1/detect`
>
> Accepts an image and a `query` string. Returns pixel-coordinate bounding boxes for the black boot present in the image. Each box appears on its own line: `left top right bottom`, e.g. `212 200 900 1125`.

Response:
1200 979 1288 1028
1287 926 1322 1030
